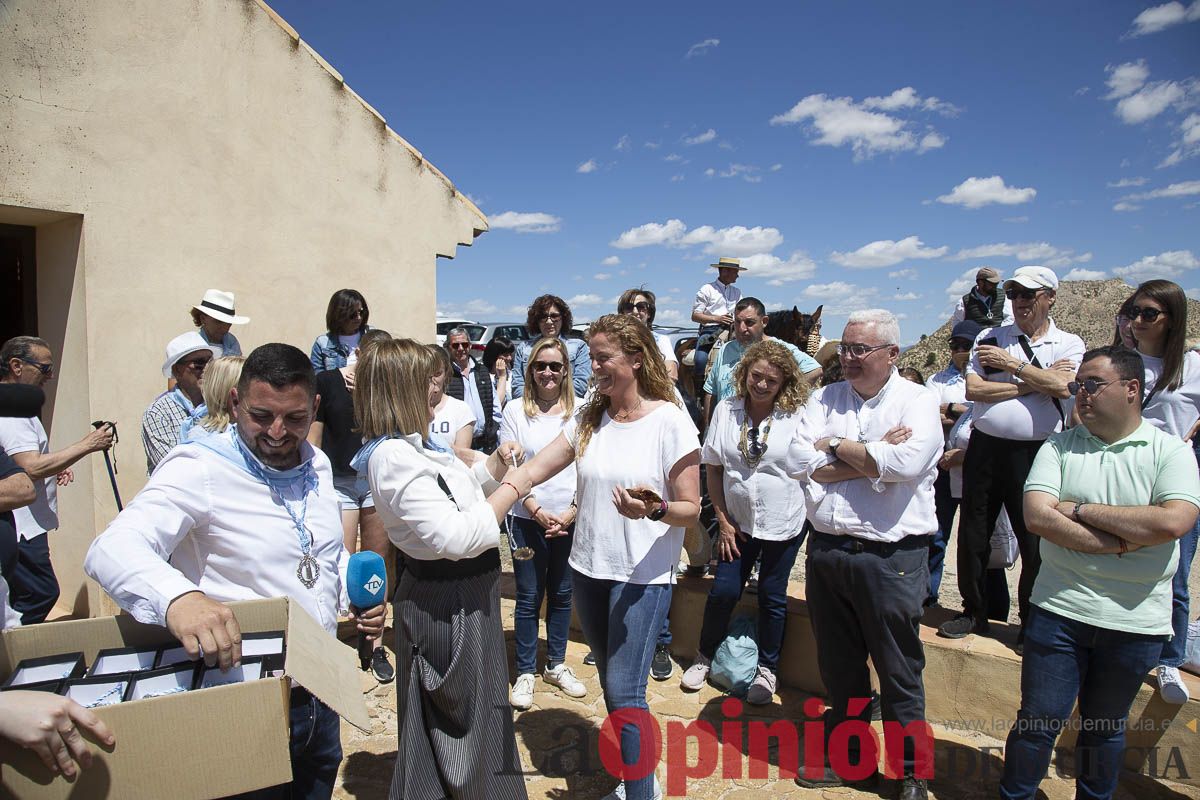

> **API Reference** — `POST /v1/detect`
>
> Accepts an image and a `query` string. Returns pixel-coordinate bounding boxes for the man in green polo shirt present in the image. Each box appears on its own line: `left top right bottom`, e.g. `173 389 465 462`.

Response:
1001 345 1200 800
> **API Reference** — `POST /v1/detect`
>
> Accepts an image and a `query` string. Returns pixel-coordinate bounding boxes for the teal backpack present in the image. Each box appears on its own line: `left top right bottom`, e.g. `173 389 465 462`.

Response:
708 614 759 696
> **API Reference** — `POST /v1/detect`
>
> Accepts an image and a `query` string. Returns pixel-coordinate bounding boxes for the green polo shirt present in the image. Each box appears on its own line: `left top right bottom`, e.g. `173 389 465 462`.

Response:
1025 419 1200 634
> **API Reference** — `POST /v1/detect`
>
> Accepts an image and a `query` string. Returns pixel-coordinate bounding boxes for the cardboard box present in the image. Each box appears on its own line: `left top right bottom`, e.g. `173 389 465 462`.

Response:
0 597 370 799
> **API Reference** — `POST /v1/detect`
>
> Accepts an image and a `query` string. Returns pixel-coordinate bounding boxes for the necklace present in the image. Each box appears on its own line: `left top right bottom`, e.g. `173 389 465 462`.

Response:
612 398 644 422
738 412 773 466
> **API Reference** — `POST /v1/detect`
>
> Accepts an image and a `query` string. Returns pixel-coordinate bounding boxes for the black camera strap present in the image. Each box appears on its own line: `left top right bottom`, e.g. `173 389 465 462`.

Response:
1016 335 1065 429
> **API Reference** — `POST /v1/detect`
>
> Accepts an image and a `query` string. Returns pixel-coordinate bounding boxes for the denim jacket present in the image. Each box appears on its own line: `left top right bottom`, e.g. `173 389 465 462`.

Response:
310 327 371 372
511 336 592 399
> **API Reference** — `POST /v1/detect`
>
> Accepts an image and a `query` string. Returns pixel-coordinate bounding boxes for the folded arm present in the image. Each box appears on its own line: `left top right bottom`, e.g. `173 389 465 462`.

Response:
1023 490 1129 554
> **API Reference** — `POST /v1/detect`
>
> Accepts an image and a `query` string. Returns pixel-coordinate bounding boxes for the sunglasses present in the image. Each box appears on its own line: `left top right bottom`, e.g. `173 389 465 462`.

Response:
1005 288 1043 301
620 301 652 314
1068 378 1128 397
1128 305 1166 323
746 426 767 460
837 342 891 359
448 342 471 350
948 340 973 353
538 313 563 322
20 358 54 377
182 358 212 372
533 361 564 373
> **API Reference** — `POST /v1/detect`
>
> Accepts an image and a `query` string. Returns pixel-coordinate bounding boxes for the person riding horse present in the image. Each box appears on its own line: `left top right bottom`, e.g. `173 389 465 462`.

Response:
691 257 745 391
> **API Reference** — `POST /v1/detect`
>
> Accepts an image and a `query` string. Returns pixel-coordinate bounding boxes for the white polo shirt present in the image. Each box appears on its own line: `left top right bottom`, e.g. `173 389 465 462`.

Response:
967 320 1085 442
692 278 742 320
0 416 57 541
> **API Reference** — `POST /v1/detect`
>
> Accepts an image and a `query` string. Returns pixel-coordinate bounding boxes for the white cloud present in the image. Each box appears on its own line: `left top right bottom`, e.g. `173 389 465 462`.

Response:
945 268 981 299
1105 61 1151 99
1123 179 1200 201
1112 250 1200 281
711 163 765 182
804 281 859 297
801 282 881 315
703 168 715 177
1128 0 1200 36
769 88 955 160
1064 268 1108 280
576 159 599 174
644 140 661 150
685 38 720 59
739 251 817 286
663 153 687 163
893 292 920 301
951 242 1090 268
830 235 948 268
614 135 631 152
566 294 605 307
684 129 717 146
1162 113 1200 166
609 219 783 257
601 255 620 266
889 268 918 279
670 174 685 182
489 211 562 234
1108 176 1148 187
593 273 612 281
936 176 1037 209
1003 216 1030 223
1113 201 1143 212
1116 80 1187 124
769 163 783 172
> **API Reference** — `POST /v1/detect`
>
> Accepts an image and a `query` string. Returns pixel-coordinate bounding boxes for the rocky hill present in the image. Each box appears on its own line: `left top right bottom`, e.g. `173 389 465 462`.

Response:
898 279 1200 375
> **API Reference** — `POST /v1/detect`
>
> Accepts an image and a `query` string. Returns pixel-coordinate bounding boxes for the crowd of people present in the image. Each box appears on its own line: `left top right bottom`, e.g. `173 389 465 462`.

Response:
0 260 1197 800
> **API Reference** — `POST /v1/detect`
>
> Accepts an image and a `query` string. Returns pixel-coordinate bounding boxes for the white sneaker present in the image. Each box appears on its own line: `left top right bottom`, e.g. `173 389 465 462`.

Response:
680 653 711 691
745 665 777 705
602 775 663 800
509 672 535 710
1157 665 1190 705
543 663 587 698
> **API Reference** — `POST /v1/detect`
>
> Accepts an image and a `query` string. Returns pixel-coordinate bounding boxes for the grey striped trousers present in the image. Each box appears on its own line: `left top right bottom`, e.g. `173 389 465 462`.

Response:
388 565 528 800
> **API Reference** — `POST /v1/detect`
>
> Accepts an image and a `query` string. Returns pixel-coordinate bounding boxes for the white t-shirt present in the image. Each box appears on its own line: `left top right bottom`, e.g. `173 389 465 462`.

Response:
1142 350 1200 441
0 416 57 540
565 402 699 585
429 396 475 450
654 333 678 365
926 365 968 407
701 398 807 541
498 398 581 517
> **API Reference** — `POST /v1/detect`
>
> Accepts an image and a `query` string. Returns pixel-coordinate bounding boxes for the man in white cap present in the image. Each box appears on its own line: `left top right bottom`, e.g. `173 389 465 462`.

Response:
939 266 1084 651
142 332 217 474
190 289 249 357
691 257 746 403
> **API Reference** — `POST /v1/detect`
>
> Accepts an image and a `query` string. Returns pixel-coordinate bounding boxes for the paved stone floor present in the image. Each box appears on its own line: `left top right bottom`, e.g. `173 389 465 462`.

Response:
333 596 1200 800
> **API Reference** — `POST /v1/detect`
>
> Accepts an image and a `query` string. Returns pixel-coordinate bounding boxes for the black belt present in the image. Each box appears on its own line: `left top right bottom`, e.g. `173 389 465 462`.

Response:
402 549 500 581
812 531 930 555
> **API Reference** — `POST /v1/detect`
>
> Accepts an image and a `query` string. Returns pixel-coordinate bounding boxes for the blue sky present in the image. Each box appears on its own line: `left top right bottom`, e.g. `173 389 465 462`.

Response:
269 0 1199 344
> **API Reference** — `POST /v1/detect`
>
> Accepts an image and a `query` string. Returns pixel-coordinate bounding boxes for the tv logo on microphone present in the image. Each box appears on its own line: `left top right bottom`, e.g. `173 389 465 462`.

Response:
362 574 384 596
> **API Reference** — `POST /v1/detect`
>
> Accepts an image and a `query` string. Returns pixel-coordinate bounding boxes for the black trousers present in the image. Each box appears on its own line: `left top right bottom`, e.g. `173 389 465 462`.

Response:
806 532 931 775
956 429 1044 626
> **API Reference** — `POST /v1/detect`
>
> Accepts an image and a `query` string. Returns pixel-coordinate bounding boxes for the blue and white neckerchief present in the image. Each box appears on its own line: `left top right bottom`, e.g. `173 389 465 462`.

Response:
230 430 321 589
169 388 196 416
178 403 209 444
350 433 403 477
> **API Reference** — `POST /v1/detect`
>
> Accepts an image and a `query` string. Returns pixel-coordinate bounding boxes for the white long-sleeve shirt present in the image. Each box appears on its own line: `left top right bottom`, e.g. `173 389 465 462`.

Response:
84 439 349 634
368 433 502 561
788 370 942 542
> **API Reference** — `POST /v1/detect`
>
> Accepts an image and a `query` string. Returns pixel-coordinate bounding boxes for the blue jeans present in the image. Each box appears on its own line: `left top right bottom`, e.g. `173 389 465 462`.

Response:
10 533 59 625
231 691 343 799
572 569 672 800
510 516 574 674
1160 517 1199 667
697 532 804 671
1000 607 1165 800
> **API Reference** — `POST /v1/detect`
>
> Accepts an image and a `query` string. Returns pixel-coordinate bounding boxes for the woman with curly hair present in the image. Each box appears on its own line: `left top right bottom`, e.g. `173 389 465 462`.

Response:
310 289 371 371
507 314 700 800
679 339 810 705
510 294 591 399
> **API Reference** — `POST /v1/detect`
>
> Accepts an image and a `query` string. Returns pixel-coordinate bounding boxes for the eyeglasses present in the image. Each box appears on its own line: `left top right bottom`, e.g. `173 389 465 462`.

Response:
837 342 891 359
538 313 563 322
620 302 652 314
746 426 766 460
20 358 53 377
1068 378 1128 397
532 361 564 373
447 342 471 350
1128 305 1166 323
1005 288 1043 301
948 340 973 353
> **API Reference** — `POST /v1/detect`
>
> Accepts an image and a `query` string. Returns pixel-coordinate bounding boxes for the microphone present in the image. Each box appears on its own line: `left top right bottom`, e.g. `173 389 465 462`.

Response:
0 384 45 418
346 551 388 671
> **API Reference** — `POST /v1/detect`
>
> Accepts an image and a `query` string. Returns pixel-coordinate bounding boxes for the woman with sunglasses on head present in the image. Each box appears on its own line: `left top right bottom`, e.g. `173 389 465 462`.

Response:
679 339 808 705
498 338 587 710
1124 279 1200 705
510 294 591 399
618 288 678 381
310 289 371 372
505 314 700 800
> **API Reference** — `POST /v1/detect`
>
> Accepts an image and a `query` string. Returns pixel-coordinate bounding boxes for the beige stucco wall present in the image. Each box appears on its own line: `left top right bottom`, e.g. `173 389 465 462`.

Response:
0 0 486 615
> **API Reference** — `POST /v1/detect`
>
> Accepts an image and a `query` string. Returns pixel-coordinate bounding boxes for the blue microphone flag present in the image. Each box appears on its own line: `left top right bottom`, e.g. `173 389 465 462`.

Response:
346 551 387 609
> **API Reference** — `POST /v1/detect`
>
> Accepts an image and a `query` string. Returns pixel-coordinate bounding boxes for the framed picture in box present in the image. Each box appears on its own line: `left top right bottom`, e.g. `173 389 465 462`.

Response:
0 678 64 694
198 657 264 690
155 643 194 669
1 652 85 689
127 662 200 701
88 645 160 676
241 631 286 673
64 673 132 709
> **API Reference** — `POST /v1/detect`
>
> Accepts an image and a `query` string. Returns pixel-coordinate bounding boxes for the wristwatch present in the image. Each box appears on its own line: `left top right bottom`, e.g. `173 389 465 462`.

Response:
828 437 843 457
648 499 668 522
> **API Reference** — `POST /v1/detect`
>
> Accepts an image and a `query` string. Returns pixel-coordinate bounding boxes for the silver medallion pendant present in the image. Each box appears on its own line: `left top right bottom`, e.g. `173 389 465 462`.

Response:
297 555 320 589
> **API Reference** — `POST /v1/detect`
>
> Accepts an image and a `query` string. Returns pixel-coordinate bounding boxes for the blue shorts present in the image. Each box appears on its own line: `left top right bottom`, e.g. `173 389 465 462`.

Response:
332 473 374 511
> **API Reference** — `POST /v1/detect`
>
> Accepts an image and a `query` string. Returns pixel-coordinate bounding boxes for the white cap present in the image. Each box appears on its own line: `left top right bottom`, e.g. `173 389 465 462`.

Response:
162 332 218 378
1004 265 1059 291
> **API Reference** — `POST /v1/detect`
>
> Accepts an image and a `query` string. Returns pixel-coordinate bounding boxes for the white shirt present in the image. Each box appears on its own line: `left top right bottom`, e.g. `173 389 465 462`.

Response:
654 332 678 365
788 370 942 542
565 402 699 584
498 398 580 518
84 437 349 634
0 416 57 541
926 364 968 408
967 320 1085 441
692 278 742 321
1142 350 1200 440
0 574 22 630
701 398 807 541
368 434 501 562
429 396 475 449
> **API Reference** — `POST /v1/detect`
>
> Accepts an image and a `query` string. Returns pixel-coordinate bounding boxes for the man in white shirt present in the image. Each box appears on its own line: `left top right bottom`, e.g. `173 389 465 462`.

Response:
85 343 385 799
788 309 941 800
938 266 1084 650
444 328 501 453
691 256 745 389
0 336 114 624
